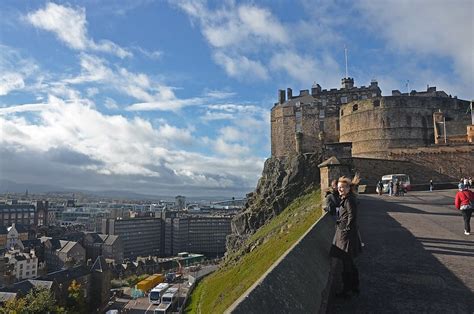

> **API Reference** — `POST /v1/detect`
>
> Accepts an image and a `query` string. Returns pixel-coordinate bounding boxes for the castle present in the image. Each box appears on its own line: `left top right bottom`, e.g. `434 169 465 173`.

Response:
271 77 474 186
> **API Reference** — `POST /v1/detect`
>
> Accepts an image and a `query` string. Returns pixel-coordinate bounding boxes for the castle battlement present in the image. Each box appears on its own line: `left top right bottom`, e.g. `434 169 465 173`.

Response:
271 77 472 158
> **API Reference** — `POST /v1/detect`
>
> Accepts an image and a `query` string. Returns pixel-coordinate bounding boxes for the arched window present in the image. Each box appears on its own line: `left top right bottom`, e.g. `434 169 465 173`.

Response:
352 104 358 111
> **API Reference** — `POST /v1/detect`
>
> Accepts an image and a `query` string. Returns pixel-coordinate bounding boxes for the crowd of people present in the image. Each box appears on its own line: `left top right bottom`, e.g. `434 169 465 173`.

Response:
376 179 406 196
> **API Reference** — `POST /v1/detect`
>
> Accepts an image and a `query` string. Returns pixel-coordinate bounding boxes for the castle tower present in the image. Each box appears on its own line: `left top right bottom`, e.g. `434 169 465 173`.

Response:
341 77 354 89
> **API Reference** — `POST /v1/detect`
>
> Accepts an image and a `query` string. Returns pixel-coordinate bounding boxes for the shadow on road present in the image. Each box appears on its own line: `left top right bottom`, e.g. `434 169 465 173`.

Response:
327 194 474 313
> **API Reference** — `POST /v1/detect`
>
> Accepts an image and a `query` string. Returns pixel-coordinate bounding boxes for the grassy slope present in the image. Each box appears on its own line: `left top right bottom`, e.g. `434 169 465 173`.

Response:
185 189 322 314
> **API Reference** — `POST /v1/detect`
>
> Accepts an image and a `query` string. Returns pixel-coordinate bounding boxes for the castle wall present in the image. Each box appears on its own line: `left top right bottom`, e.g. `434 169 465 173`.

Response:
387 145 474 180
271 106 296 157
300 105 321 154
339 96 471 157
271 103 322 157
323 115 339 143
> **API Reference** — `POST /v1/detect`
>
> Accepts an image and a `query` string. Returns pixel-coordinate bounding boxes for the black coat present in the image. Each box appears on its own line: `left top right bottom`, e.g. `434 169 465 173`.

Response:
333 192 362 258
324 189 340 216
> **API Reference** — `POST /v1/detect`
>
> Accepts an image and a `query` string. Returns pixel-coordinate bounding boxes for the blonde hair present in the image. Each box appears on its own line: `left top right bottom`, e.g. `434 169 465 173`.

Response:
338 173 361 194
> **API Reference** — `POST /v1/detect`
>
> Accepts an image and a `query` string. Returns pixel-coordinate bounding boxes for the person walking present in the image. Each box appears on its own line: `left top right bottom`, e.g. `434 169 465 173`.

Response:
389 180 394 196
429 179 434 192
324 179 341 219
330 175 362 298
377 180 384 196
454 183 474 235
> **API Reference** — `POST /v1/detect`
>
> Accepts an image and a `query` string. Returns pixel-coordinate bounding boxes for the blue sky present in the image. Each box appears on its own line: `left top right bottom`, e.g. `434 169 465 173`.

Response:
0 0 473 197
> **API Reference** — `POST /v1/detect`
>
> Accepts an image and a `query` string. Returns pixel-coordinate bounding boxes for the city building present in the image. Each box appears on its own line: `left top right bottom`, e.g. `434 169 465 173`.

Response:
42 239 86 271
175 196 186 210
101 217 161 259
5 250 38 281
83 233 124 264
6 224 28 250
0 200 48 228
165 213 233 257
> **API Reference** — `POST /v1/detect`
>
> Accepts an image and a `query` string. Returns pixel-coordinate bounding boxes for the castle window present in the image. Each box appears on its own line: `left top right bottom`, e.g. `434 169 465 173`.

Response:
319 120 325 131
352 104 358 111
340 109 344 116
373 100 380 107
340 96 348 104
295 111 302 133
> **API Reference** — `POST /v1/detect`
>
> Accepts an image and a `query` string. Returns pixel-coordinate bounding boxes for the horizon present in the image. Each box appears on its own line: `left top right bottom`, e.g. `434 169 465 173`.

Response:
1 0 473 196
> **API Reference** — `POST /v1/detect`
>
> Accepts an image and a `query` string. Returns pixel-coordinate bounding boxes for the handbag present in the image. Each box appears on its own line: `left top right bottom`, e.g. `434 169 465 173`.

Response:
460 200 474 210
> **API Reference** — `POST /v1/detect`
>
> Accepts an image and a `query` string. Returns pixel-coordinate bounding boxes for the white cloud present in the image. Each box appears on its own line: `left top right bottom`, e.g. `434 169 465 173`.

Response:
104 97 119 109
270 50 341 86
204 90 235 99
0 72 25 95
26 3 131 58
0 45 41 96
0 96 264 193
135 47 163 60
213 138 250 157
213 51 269 80
219 126 242 142
356 0 474 82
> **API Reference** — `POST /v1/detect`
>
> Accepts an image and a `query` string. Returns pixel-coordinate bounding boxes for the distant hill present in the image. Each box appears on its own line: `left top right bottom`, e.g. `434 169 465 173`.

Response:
0 179 242 202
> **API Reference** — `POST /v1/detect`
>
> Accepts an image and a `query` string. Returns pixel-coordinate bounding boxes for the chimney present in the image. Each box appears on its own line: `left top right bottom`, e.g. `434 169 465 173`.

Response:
287 88 293 99
278 89 286 104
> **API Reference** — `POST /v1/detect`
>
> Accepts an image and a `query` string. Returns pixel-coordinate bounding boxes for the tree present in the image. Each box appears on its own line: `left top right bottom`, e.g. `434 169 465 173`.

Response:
67 280 87 314
0 287 64 314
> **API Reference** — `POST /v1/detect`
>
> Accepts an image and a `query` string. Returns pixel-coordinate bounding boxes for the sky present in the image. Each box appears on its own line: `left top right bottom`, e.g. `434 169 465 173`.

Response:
0 0 473 198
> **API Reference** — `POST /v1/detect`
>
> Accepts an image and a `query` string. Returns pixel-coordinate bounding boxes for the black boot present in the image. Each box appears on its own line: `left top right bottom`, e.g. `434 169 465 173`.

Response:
336 272 352 299
351 268 360 296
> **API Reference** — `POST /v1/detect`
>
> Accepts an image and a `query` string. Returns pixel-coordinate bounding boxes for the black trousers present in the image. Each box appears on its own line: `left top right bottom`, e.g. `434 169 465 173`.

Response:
461 208 472 233
330 245 359 292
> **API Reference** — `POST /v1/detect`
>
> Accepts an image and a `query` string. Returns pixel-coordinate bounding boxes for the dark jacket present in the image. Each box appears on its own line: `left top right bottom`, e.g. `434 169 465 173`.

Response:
324 188 340 216
333 192 362 258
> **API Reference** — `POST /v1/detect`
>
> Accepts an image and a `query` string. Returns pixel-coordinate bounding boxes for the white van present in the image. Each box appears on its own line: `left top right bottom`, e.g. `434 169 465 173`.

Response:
381 174 411 193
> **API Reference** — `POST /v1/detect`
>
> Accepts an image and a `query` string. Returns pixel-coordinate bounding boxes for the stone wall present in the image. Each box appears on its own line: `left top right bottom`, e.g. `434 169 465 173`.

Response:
227 213 334 314
387 145 474 180
339 96 471 157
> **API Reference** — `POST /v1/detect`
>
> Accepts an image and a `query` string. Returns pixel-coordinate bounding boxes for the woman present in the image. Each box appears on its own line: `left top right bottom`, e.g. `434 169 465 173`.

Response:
454 183 474 235
331 175 362 298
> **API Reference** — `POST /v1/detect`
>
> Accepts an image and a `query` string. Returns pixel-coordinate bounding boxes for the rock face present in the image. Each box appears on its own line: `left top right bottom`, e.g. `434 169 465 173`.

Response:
226 153 321 253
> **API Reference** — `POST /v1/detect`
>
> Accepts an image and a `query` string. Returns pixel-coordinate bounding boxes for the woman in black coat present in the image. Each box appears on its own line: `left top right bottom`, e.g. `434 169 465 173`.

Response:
331 175 362 298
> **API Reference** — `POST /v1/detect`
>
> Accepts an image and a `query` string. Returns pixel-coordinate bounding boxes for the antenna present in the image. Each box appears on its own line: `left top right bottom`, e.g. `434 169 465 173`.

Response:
344 45 349 78
406 80 410 94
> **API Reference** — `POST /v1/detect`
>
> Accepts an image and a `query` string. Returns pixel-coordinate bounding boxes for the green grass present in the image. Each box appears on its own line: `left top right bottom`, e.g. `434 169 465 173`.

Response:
185 189 322 314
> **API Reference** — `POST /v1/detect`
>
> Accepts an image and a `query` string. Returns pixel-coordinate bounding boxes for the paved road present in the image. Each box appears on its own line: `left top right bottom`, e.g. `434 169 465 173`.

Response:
327 189 474 313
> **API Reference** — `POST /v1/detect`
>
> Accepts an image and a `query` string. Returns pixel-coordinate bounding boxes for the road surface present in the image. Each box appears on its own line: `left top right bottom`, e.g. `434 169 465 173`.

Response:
327 189 474 313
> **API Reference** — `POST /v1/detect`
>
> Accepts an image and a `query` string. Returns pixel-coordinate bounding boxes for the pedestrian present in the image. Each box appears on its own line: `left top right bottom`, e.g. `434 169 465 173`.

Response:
389 180 394 196
395 180 400 196
377 180 384 196
429 179 434 192
454 183 474 235
468 177 472 188
330 174 362 298
324 179 341 219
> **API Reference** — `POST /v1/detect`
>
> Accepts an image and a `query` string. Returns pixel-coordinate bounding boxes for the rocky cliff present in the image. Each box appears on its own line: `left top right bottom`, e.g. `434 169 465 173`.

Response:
226 153 321 254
